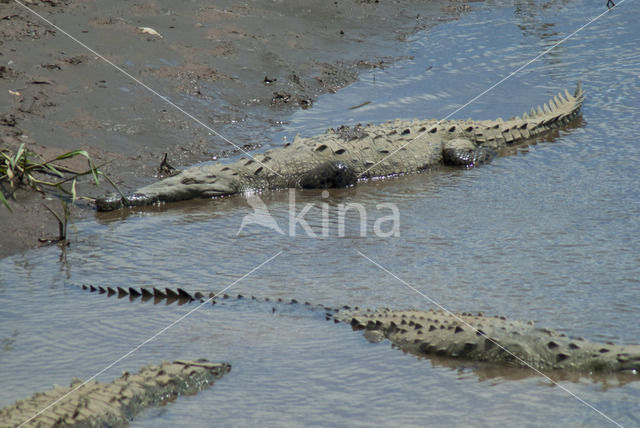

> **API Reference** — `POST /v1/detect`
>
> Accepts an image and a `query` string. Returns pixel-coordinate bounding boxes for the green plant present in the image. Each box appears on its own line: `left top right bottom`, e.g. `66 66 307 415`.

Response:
0 143 117 210
43 200 70 242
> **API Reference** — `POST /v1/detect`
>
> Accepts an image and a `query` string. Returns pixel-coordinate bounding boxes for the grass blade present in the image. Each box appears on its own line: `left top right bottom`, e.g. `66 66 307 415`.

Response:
42 202 68 241
42 203 63 225
2 145 108 212
10 143 25 171
50 150 100 185
0 191 12 212
42 162 65 178
71 178 77 204
99 171 126 198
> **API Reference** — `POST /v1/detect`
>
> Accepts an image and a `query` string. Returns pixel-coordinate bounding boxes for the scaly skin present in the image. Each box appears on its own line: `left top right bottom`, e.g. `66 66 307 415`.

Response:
336 308 640 373
96 83 585 211
78 285 640 375
0 359 230 428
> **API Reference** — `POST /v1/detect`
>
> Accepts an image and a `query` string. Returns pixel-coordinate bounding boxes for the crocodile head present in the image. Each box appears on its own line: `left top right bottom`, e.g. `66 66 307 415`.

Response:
96 166 241 211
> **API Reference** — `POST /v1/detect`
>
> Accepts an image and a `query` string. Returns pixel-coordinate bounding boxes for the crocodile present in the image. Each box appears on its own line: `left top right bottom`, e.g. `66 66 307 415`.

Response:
0 359 230 428
96 83 585 211
78 285 640 375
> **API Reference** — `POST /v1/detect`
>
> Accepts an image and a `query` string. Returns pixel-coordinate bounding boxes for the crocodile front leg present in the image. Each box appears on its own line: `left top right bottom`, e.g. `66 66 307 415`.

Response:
443 138 495 168
298 160 358 189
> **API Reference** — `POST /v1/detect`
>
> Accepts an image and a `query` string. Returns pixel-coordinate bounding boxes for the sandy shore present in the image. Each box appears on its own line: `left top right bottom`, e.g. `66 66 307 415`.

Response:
0 0 472 258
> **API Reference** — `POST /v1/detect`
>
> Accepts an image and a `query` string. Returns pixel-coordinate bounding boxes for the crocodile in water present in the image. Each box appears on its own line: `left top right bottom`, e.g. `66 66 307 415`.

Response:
77 285 640 375
96 83 585 211
0 359 230 428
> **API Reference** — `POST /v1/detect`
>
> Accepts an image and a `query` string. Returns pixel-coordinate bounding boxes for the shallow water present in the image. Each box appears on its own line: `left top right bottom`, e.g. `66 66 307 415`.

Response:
2 0 640 426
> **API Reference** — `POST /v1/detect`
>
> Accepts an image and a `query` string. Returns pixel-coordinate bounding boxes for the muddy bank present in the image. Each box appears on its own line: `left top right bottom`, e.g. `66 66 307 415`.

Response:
0 0 474 258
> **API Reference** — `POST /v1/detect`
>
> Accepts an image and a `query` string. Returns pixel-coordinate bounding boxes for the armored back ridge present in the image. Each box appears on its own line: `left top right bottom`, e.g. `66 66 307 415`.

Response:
0 360 230 427
96 83 585 211
77 284 640 376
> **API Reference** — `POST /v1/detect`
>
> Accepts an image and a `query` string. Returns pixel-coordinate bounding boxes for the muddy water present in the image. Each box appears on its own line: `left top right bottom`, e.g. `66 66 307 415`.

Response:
2 0 640 426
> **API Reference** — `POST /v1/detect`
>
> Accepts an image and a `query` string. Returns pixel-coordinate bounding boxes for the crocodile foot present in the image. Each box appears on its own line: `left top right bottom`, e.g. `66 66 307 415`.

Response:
443 138 496 167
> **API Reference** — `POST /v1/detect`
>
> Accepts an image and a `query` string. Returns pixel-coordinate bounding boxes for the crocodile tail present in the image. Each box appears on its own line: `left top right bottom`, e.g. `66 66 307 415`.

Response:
468 83 584 149
79 284 207 305
77 284 336 314
524 81 585 131
573 80 585 107
77 284 268 306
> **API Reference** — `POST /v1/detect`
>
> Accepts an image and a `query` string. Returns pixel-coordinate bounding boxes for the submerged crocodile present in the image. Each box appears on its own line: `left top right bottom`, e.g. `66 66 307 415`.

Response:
0 359 230 428
96 83 585 211
78 285 640 375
